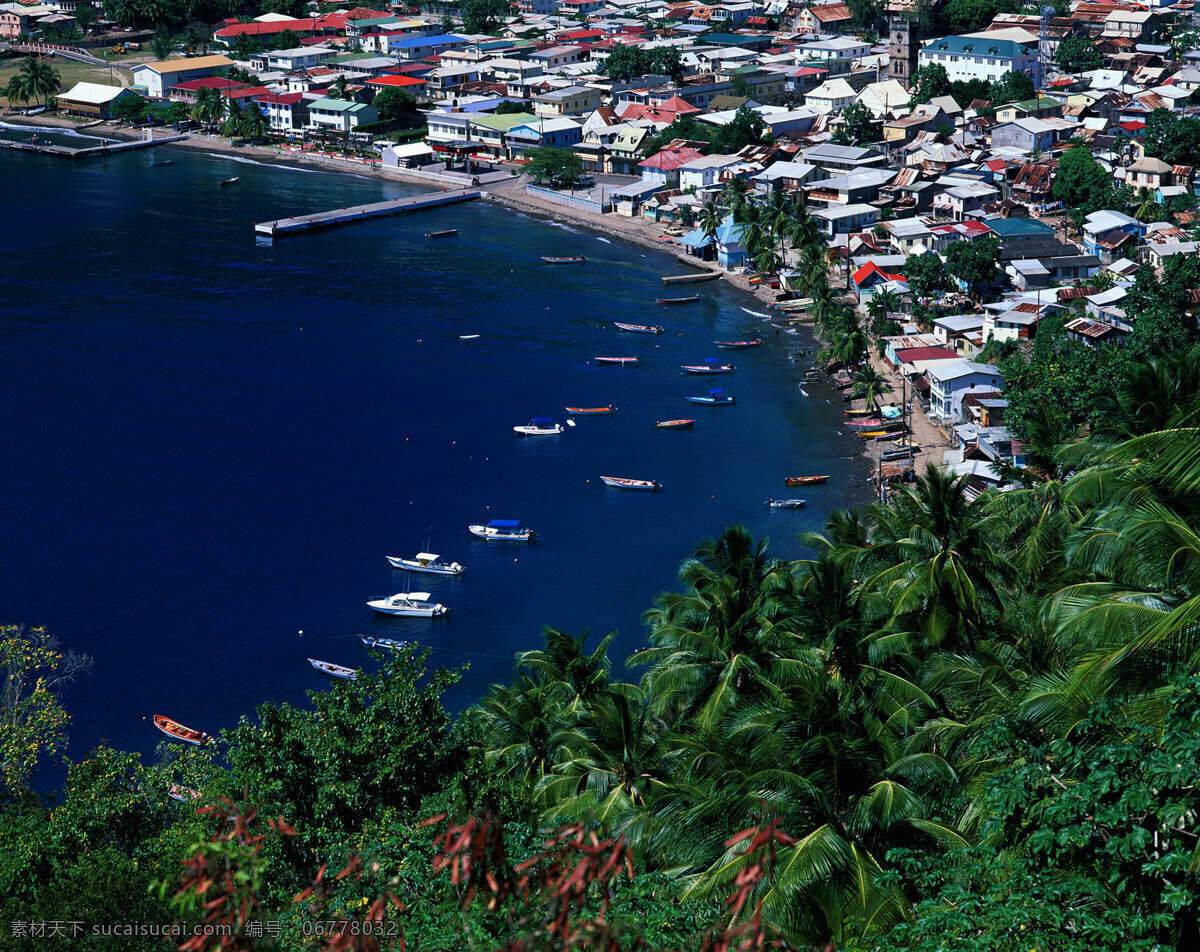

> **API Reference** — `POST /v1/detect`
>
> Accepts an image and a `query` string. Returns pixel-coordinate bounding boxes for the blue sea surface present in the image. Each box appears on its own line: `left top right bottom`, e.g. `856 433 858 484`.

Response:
0 140 869 769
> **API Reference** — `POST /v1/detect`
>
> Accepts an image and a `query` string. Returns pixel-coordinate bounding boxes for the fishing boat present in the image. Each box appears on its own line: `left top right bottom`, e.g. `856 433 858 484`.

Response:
856 429 894 439
601 476 662 491
385 552 464 575
366 592 448 617
681 359 735 374
687 388 735 405
844 408 876 417
656 295 699 305
542 255 586 264
425 229 457 238
22 105 46 116
874 430 906 441
881 448 916 461
565 405 616 414
220 176 239 186
308 658 357 680
594 356 639 365
167 783 201 802
614 322 663 335
514 418 564 436
360 635 411 651
765 498 806 509
714 338 762 349
655 419 695 429
459 334 480 340
153 715 212 746
785 475 831 486
844 418 884 428
468 519 536 542
151 159 176 167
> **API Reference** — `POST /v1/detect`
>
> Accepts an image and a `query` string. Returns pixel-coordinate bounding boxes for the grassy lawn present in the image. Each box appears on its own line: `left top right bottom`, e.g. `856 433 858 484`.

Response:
0 57 133 109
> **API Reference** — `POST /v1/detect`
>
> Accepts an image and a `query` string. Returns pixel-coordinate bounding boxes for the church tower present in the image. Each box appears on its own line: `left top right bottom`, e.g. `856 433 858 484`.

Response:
889 17 920 88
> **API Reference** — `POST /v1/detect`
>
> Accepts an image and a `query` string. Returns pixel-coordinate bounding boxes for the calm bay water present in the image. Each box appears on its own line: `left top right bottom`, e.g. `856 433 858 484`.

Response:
0 134 869 770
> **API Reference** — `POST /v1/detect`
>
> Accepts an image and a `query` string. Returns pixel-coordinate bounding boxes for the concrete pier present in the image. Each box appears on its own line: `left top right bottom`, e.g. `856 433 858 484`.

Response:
0 134 189 158
254 188 482 238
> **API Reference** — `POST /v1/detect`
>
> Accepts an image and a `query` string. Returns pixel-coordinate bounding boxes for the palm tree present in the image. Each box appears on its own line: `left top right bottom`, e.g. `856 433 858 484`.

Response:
478 676 562 784
514 628 615 715
191 86 224 130
697 198 721 241
852 365 893 410
1132 187 1164 224
221 97 245 138
5 74 32 108
866 287 900 327
635 526 804 730
240 104 269 143
722 177 750 217
330 74 349 101
866 466 1016 658
14 56 61 106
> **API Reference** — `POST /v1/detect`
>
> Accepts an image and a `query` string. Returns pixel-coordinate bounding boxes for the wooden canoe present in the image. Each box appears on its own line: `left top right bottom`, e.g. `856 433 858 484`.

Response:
566 405 617 414
785 475 831 486
153 715 212 746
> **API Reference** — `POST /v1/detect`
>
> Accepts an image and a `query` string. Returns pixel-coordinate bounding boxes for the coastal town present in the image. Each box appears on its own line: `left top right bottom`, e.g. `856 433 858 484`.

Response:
3 0 1197 497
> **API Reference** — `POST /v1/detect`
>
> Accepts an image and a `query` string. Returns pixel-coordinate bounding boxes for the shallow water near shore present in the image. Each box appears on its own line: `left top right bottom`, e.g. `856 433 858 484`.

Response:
0 144 869 773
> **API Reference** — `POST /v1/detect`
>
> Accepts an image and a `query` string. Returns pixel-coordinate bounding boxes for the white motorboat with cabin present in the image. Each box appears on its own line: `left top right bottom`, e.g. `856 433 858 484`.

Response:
514 417 564 436
366 592 449 617
385 552 465 575
468 519 536 542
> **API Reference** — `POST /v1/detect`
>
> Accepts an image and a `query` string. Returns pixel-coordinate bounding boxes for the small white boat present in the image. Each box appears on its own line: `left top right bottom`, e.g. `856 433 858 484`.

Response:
682 359 736 374
765 498 806 509
386 552 465 575
601 476 662 491
459 334 480 340
614 322 663 334
594 356 639 365
468 519 536 542
308 657 358 679
514 417 564 436
366 592 448 617
359 634 410 651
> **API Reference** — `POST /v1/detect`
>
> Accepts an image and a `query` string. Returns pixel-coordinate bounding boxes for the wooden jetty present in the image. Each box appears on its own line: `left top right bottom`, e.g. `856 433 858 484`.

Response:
255 188 482 238
661 271 722 286
0 134 189 159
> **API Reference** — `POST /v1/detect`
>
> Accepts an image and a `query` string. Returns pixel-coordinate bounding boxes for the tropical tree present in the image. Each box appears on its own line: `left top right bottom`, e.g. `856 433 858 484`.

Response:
12 56 61 107
221 97 245 138
191 86 225 130
852 365 893 410
697 198 722 240
150 29 174 63
240 103 269 142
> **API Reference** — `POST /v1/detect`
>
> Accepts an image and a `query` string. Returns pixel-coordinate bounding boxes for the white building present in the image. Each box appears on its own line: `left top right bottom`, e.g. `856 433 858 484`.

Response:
926 359 1005 420
917 35 1037 83
130 54 234 99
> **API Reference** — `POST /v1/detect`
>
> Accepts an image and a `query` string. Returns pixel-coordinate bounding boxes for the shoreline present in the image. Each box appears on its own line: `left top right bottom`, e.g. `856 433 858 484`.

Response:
6 111 891 494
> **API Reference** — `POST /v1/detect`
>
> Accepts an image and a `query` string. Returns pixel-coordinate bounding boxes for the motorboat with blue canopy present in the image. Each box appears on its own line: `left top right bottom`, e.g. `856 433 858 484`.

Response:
468 519 537 541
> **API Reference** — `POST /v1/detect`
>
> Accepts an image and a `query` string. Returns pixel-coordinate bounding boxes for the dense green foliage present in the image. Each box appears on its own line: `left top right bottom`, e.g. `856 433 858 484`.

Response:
1144 107 1200 166
643 105 771 157
1054 143 1119 214
1056 34 1103 74
603 44 685 84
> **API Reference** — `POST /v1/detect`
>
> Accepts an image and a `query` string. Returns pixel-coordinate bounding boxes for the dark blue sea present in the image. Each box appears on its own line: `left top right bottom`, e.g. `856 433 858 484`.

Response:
0 126 869 773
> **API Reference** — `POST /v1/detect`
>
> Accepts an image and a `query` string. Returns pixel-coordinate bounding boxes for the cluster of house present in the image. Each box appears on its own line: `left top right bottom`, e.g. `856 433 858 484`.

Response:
44 0 1199 487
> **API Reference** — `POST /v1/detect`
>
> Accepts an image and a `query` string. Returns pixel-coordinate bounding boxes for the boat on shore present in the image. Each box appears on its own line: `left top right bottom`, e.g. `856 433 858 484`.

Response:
874 430 907 442
662 272 721 285
614 322 663 334
682 359 735 374
385 552 464 575
845 418 884 428
765 498 806 509
366 592 448 617
565 405 616 414
425 229 457 238
167 783 201 802
687 388 735 405
220 176 239 186
594 356 639 365
601 476 662 491
469 519 536 542
360 635 411 651
153 715 212 746
785 474 831 486
308 657 357 680
655 418 695 429
514 418 564 435
656 295 699 305
714 339 762 349
543 255 586 264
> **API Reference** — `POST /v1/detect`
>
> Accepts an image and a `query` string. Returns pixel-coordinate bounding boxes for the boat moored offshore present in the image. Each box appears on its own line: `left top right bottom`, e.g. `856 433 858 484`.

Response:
468 519 537 542
366 592 449 617
385 552 464 575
